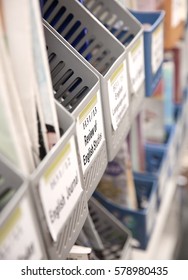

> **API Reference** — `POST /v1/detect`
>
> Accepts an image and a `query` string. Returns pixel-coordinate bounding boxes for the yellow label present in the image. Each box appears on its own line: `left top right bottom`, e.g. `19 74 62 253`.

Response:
110 63 124 83
79 94 97 123
44 143 71 182
0 207 21 245
154 23 162 37
131 37 141 55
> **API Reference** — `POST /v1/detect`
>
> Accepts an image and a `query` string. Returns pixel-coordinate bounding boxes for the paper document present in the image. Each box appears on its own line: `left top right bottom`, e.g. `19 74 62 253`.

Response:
29 0 60 150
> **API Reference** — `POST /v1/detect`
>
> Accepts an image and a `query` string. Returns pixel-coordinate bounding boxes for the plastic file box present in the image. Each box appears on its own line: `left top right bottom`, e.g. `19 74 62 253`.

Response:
94 174 158 250
168 103 187 178
173 103 187 164
88 197 132 259
145 125 177 203
30 103 88 259
131 11 165 97
145 144 169 205
41 0 130 162
82 0 145 123
0 156 46 260
158 0 186 50
173 105 183 160
145 99 188 204
44 22 107 200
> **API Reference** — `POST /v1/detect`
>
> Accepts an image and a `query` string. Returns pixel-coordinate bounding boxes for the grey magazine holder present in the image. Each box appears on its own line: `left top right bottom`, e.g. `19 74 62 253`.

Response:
0 156 46 260
88 197 132 260
83 0 145 121
41 0 131 162
44 22 107 200
30 103 88 259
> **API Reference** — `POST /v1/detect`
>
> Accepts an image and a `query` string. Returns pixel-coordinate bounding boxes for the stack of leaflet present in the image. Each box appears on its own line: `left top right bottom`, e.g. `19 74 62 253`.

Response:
0 0 60 176
97 139 138 210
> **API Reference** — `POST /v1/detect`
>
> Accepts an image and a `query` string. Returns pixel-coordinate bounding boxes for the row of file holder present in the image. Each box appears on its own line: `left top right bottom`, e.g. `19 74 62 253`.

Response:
95 89 188 250
42 0 165 193
1 91 187 259
0 151 132 260
0 0 168 259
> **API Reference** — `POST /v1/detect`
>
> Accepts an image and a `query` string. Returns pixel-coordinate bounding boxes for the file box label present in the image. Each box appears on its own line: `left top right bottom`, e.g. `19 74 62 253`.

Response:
146 190 157 235
158 160 168 199
108 61 129 130
171 0 183 27
152 23 164 74
77 91 105 173
39 136 83 242
0 197 43 260
179 0 188 21
168 141 176 173
128 36 145 93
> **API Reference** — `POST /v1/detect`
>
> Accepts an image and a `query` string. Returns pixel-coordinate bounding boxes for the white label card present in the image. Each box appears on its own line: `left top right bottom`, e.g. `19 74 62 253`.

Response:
108 61 129 131
147 190 157 235
171 0 183 27
168 138 176 173
39 136 83 242
0 196 43 260
159 161 168 199
180 0 188 21
76 91 105 173
152 23 164 74
128 36 145 93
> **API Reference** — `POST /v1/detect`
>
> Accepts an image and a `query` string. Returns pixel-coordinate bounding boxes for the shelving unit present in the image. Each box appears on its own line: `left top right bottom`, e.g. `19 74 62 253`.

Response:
41 0 132 162
131 108 188 259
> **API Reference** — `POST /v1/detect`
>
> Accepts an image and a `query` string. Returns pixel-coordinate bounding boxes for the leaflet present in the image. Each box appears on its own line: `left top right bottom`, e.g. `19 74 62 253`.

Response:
1 0 39 165
0 14 34 173
29 0 60 150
